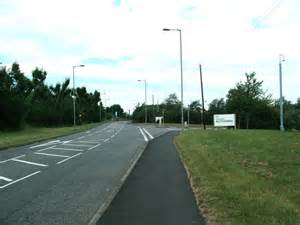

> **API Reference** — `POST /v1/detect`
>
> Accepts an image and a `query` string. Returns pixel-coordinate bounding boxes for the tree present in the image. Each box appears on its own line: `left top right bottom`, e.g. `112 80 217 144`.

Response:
226 72 274 129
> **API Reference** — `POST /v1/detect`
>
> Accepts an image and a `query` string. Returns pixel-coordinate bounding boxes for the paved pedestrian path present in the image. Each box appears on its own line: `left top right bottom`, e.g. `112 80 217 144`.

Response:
97 131 206 225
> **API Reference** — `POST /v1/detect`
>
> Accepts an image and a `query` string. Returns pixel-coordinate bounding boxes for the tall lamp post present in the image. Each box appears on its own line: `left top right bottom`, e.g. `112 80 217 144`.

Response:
72 64 85 126
279 54 285 131
138 79 147 123
163 28 184 129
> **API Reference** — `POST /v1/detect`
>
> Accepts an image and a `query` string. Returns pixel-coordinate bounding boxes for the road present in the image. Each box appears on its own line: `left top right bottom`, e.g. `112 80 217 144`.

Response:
0 121 172 225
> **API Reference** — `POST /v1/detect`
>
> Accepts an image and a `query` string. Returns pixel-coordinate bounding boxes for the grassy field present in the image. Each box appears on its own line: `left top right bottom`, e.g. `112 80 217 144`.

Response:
0 122 103 150
175 129 300 225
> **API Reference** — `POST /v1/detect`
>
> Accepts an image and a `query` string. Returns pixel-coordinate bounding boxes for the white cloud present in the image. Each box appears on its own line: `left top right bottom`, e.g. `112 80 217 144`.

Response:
1 0 299 111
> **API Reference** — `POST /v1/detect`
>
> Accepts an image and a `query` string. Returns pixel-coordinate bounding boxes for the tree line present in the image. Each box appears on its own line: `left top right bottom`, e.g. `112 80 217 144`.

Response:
132 72 300 130
0 62 124 130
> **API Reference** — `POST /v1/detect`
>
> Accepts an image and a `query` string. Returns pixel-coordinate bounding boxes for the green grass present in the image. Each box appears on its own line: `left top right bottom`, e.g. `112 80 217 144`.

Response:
175 129 300 225
0 123 103 150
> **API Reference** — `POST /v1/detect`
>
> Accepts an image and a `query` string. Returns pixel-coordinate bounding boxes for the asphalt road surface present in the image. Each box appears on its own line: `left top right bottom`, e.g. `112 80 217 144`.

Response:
97 131 206 225
0 121 172 225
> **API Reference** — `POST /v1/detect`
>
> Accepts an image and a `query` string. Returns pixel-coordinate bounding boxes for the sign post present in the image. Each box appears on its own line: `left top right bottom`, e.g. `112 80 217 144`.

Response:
213 114 236 128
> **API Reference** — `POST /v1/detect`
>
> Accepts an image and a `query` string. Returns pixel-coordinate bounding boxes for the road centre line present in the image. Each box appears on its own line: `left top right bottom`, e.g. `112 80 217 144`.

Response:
138 127 148 142
11 158 48 167
35 152 69 158
0 176 13 182
142 128 154 139
56 153 82 165
0 171 41 189
50 147 84 152
104 138 110 143
88 143 102 151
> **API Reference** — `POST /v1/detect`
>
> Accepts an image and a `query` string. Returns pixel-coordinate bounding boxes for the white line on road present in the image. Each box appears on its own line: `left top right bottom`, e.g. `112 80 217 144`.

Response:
138 127 148 142
0 171 41 189
29 140 60 149
77 140 103 144
104 138 110 143
56 153 82 164
0 154 26 164
34 152 69 158
88 143 102 151
142 128 154 139
37 145 57 152
0 176 13 182
11 158 48 167
51 147 84 152
63 143 93 147
77 136 86 140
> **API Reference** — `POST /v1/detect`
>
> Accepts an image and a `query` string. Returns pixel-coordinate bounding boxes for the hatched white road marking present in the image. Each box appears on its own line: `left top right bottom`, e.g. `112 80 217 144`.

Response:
0 176 13 182
77 140 103 144
138 127 148 142
34 152 69 158
63 143 93 147
56 153 82 165
0 171 41 189
37 145 57 152
0 154 26 164
11 158 48 167
51 147 84 152
142 128 154 139
29 140 60 149
88 143 102 151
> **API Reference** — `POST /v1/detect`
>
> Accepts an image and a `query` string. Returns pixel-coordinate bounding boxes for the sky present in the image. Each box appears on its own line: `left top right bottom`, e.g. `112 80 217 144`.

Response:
0 0 299 113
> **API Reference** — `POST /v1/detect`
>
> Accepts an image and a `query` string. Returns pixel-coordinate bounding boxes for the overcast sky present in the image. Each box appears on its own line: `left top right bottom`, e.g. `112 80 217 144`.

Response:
0 0 299 112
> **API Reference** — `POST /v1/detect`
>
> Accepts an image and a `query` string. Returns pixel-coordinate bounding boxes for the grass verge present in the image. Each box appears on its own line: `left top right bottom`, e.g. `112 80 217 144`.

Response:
175 129 299 225
0 122 104 150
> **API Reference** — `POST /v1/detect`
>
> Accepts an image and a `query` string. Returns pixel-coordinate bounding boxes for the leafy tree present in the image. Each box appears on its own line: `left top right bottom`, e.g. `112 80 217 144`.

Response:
226 72 274 129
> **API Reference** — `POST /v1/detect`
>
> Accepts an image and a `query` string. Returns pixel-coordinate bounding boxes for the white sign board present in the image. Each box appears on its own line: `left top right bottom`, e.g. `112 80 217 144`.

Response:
213 114 236 127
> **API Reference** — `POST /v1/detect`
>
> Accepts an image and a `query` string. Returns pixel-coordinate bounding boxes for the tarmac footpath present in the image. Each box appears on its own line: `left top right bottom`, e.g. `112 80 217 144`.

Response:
97 131 206 225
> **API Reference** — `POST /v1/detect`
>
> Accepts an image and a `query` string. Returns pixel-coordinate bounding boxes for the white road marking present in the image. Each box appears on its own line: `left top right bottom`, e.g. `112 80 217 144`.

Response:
77 136 86 140
104 138 110 143
0 154 26 164
35 152 69 158
88 143 102 151
77 140 103 144
0 176 13 182
11 158 48 167
29 140 60 149
63 143 93 147
0 171 41 189
37 145 57 152
56 153 82 164
51 147 84 152
142 128 154 139
138 127 148 142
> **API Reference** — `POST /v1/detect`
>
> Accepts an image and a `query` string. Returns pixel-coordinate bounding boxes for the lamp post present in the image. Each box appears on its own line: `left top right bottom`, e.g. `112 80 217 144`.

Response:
138 79 147 123
72 64 85 126
279 54 285 131
163 28 184 129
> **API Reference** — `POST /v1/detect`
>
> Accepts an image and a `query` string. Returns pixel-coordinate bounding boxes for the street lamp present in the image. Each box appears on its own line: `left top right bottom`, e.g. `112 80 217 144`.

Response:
279 54 285 131
138 79 147 123
72 64 85 126
163 28 184 129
